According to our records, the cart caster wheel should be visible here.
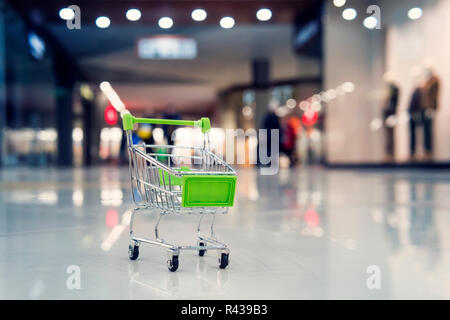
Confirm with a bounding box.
[167,255,179,272]
[198,242,206,256]
[219,253,229,269]
[128,244,139,260]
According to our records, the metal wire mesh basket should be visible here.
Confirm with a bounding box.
[129,144,236,214]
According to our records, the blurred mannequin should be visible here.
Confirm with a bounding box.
[421,65,440,160]
[408,67,424,161]
[382,72,399,161]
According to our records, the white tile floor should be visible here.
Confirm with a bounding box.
[1,166,450,299]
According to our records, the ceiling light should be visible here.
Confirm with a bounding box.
[99,81,126,112]
[408,7,423,20]
[256,8,272,21]
[333,0,346,7]
[220,17,235,29]
[320,91,330,103]
[370,118,383,131]
[326,89,337,100]
[342,8,357,21]
[99,81,111,91]
[363,16,378,29]
[96,16,111,28]
[191,9,207,22]
[311,102,322,112]
[59,8,75,20]
[299,101,310,111]
[342,82,355,93]
[126,9,141,21]
[242,105,253,119]
[158,17,173,29]
[286,99,296,109]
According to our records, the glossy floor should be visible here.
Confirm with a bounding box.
[1,166,450,299]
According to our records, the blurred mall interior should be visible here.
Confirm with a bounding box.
[1,0,450,299]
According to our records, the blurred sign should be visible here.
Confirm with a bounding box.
[302,110,318,127]
[294,21,319,48]
[104,105,118,126]
[28,32,46,60]
[293,5,322,58]
[137,36,197,60]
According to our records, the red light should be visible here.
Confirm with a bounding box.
[304,209,320,227]
[302,110,318,126]
[104,105,118,126]
[106,210,119,228]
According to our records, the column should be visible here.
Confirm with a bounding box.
[252,59,271,130]
[0,0,6,166]
[54,53,75,167]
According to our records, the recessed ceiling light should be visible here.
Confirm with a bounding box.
[191,9,207,22]
[286,99,296,109]
[256,8,272,21]
[158,17,173,29]
[408,7,423,20]
[59,8,75,20]
[342,82,355,93]
[220,16,235,29]
[96,16,111,28]
[363,16,378,29]
[342,8,357,21]
[126,9,141,21]
[333,0,346,8]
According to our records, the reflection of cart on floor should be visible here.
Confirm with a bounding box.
[122,113,237,272]
[127,258,230,299]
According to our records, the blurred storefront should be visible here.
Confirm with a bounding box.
[218,79,325,167]
[1,1,58,166]
[324,0,450,165]
[0,0,83,167]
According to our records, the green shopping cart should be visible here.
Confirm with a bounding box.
[122,112,237,271]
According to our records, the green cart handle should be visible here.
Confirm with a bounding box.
[122,113,211,133]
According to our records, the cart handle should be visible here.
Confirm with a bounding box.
[122,113,211,133]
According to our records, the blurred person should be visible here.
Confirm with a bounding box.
[162,104,181,146]
[161,105,181,166]
[382,72,400,162]
[281,116,301,167]
[258,101,282,166]
[119,127,142,165]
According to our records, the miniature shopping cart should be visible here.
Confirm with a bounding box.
[122,112,236,271]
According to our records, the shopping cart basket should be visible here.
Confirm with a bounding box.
[122,112,237,271]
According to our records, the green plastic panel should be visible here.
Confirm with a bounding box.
[159,166,190,186]
[181,175,237,207]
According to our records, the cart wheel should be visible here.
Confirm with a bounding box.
[219,253,229,269]
[167,255,179,272]
[128,244,139,260]
[198,242,206,256]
